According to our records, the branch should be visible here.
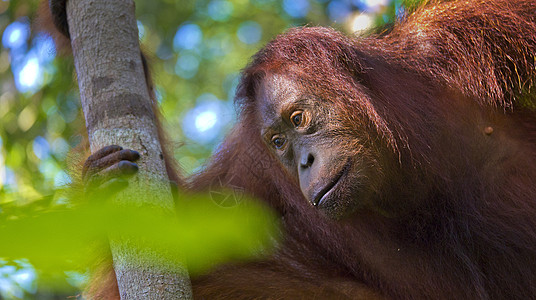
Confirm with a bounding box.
[65,0,192,298]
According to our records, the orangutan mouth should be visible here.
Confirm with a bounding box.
[313,161,351,207]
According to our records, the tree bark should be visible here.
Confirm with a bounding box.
[66,0,192,298]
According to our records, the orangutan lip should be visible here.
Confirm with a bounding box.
[312,161,351,207]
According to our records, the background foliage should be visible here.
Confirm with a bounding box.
[0,0,411,298]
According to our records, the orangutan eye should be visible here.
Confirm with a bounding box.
[271,135,287,150]
[290,111,304,127]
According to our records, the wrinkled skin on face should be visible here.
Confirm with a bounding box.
[256,73,387,219]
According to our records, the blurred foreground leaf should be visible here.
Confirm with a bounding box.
[0,190,280,290]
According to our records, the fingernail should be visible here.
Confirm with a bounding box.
[119,161,138,174]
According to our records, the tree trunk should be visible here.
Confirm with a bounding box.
[66,0,192,298]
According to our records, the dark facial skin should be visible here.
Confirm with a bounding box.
[257,74,382,219]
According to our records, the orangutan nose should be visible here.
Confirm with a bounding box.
[300,153,315,170]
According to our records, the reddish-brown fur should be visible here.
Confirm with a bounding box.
[44,0,536,299]
[192,1,536,298]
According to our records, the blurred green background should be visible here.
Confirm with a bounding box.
[0,0,411,298]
